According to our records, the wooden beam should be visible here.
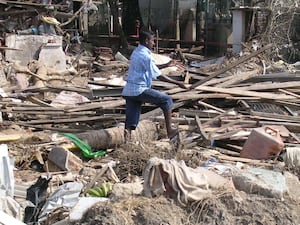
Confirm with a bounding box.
[250,111,300,123]
[215,154,279,166]
[195,85,295,100]
[171,92,231,100]
[197,101,225,113]
[278,89,300,98]
[19,115,124,125]
[195,115,210,141]
[66,99,125,112]
[236,81,300,91]
[216,69,260,88]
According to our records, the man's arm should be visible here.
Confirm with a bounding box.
[158,74,189,89]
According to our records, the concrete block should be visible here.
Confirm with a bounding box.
[5,34,62,66]
[232,167,287,199]
[38,42,67,71]
[47,146,83,172]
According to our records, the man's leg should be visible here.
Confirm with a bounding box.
[137,89,177,139]
[163,109,178,139]
[124,97,142,142]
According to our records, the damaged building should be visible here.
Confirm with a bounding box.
[0,0,299,60]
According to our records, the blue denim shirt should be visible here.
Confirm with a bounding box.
[122,44,161,96]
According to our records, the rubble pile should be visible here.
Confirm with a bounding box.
[0,1,300,225]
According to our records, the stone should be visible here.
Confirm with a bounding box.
[110,182,143,201]
[232,167,288,199]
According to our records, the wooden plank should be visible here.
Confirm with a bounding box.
[190,44,272,89]
[0,101,42,107]
[16,123,85,133]
[171,92,231,100]
[179,108,220,118]
[19,115,124,125]
[195,85,295,100]
[184,71,191,84]
[164,87,187,95]
[5,0,61,7]
[278,89,300,98]
[12,107,64,111]
[243,72,300,83]
[187,69,211,77]
[99,99,126,109]
[250,111,300,122]
[225,96,261,100]
[7,110,96,116]
[27,96,55,108]
[203,75,232,86]
[154,115,300,132]
[182,52,205,61]
[202,109,235,126]
[216,69,260,88]
[197,101,225,113]
[215,154,278,166]
[236,81,300,91]
[215,147,240,157]
[46,85,91,94]
[92,87,122,97]
[209,119,245,136]
[152,80,177,89]
[88,80,124,88]
[211,130,242,140]
[154,116,205,124]
[0,134,21,142]
[195,115,210,140]
[66,99,125,112]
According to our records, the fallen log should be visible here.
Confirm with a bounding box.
[76,120,159,149]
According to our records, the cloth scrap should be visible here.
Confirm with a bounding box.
[143,157,232,205]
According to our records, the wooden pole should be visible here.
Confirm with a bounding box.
[175,0,180,49]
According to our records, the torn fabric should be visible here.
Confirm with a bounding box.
[143,157,232,205]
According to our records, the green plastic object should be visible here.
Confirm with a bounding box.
[60,133,106,158]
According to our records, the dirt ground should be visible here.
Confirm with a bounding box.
[72,193,300,225]
[12,137,300,225]
[76,142,300,225]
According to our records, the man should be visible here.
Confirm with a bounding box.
[122,30,188,142]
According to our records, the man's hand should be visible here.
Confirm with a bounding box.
[177,82,190,90]
[158,74,191,90]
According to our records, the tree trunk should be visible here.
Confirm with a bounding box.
[77,120,159,149]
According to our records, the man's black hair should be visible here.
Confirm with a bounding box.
[139,29,153,44]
